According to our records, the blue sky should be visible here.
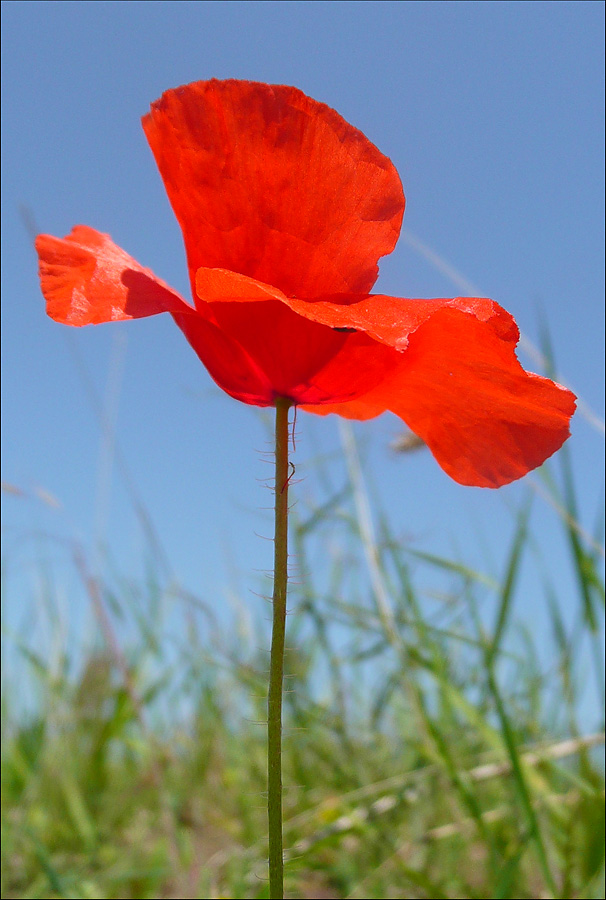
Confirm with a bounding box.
[2,1,604,692]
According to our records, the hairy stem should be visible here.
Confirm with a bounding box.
[268,397,292,899]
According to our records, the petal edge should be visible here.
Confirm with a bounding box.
[303,302,576,487]
[36,226,193,325]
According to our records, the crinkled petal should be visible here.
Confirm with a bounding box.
[36,225,193,325]
[282,292,518,349]
[192,269,520,415]
[301,301,576,488]
[143,80,404,300]
[194,267,516,352]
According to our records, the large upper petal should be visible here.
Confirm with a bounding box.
[36,226,194,324]
[142,80,405,300]
[295,295,576,488]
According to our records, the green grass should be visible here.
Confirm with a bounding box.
[2,433,604,899]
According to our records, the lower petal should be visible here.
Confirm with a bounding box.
[176,301,397,407]
[193,267,403,405]
[172,310,275,405]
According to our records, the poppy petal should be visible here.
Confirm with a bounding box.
[282,292,516,349]
[196,266,288,304]
[143,80,404,300]
[302,301,576,488]
[36,225,193,325]
[193,266,398,405]
[194,267,515,353]
[172,310,275,406]
[174,306,396,408]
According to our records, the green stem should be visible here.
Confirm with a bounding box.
[268,397,292,899]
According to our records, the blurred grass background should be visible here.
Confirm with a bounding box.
[2,413,604,899]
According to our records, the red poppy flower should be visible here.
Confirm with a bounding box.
[36,79,575,488]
